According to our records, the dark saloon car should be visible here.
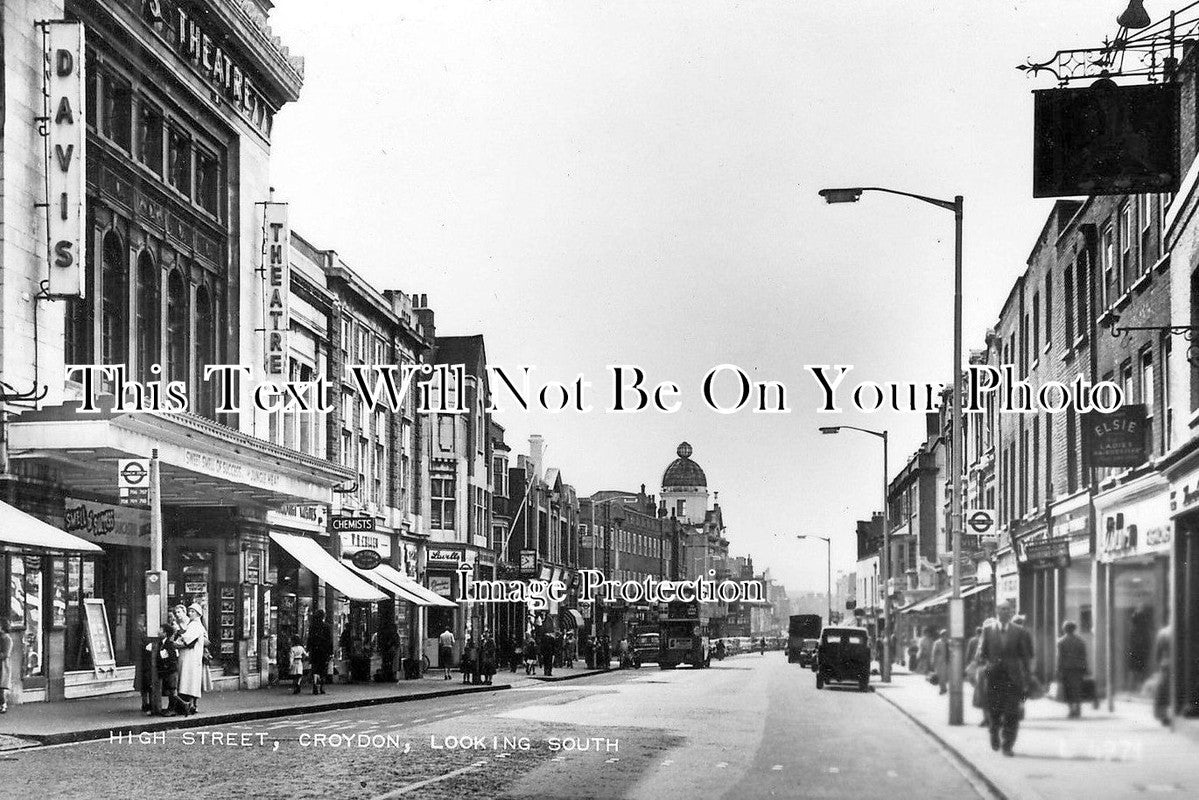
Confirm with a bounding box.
[814,626,871,692]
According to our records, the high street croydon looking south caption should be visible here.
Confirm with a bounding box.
[3,1,1199,799]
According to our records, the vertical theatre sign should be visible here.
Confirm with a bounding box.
[43,21,86,296]
[261,203,289,376]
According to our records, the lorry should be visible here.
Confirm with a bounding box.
[787,614,823,663]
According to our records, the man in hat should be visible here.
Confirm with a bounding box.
[978,601,1034,756]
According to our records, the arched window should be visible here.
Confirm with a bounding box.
[135,251,159,383]
[195,286,215,417]
[101,231,128,367]
[166,269,188,385]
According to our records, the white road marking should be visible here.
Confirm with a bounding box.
[494,753,511,759]
[771,765,783,771]
[552,755,566,762]
[605,757,620,764]
[887,770,898,778]
[716,762,728,769]
[369,760,488,799]
[828,767,840,774]
[411,718,427,724]
[661,760,674,766]
[386,723,406,729]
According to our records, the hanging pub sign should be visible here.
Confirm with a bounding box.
[43,21,86,297]
[1033,81,1179,198]
[261,202,290,376]
[1083,404,1147,468]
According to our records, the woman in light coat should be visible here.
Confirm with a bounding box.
[177,603,207,715]
[931,629,950,695]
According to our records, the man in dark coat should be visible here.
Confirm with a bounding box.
[306,610,334,695]
[540,629,558,676]
[1056,620,1088,718]
[978,601,1034,756]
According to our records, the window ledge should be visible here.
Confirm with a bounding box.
[1187,407,1199,430]
[1153,252,1171,276]
[1072,333,1087,351]
[1043,342,1053,355]
[1060,347,1076,364]
[1130,270,1152,294]
[1114,288,1134,313]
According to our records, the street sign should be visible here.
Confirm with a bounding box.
[519,549,537,576]
[966,509,997,537]
[118,458,150,506]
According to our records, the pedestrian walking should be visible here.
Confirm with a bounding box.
[906,635,918,669]
[480,630,497,685]
[979,601,1034,756]
[137,621,155,715]
[462,636,477,685]
[289,636,308,695]
[915,626,934,674]
[967,624,990,728]
[1,620,14,714]
[759,637,767,655]
[540,629,558,676]
[523,634,538,675]
[1153,622,1173,726]
[176,603,208,717]
[564,632,576,668]
[306,610,333,695]
[438,626,455,681]
[154,622,181,716]
[931,629,949,694]
[1055,620,1088,718]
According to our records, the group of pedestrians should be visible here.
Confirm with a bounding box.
[287,609,334,695]
[136,603,208,717]
[458,630,499,684]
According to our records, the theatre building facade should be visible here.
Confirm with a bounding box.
[0,0,367,703]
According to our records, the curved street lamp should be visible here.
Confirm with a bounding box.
[819,184,966,725]
[819,424,890,683]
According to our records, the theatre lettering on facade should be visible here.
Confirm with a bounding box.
[0,0,366,704]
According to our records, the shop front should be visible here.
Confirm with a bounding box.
[1095,475,1171,703]
[0,500,103,704]
[1167,454,1199,717]
[1016,496,1092,683]
[7,408,354,701]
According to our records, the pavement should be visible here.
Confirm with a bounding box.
[875,663,1198,800]
[0,652,984,799]
[0,664,608,747]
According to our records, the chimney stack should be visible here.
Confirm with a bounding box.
[528,434,544,482]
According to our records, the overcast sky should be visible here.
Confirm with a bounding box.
[267,1,1117,595]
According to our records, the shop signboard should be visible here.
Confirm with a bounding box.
[519,549,537,576]
[1098,491,1173,563]
[262,201,290,376]
[428,575,453,598]
[1025,539,1071,571]
[63,499,148,547]
[83,598,116,676]
[339,529,391,559]
[427,548,463,566]
[1082,405,1148,468]
[351,549,382,570]
[330,515,376,533]
[1033,83,1180,197]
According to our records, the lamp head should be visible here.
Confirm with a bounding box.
[1117,0,1151,30]
[819,188,864,204]
[819,426,841,435]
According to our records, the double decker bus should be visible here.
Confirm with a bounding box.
[657,599,713,669]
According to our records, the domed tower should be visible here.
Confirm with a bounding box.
[661,442,709,525]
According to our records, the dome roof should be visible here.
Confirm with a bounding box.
[663,441,707,488]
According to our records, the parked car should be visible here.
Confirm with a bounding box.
[814,626,871,692]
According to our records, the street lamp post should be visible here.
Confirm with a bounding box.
[796,535,832,626]
[819,424,890,682]
[588,496,634,656]
[819,185,965,725]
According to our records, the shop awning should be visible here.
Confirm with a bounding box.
[269,533,386,602]
[0,500,102,553]
[345,562,449,607]
[960,583,994,599]
[375,564,457,608]
[900,589,954,614]
[560,609,585,629]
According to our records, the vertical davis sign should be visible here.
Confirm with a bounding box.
[44,21,86,297]
[262,202,289,376]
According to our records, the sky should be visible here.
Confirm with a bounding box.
[266,0,1121,595]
